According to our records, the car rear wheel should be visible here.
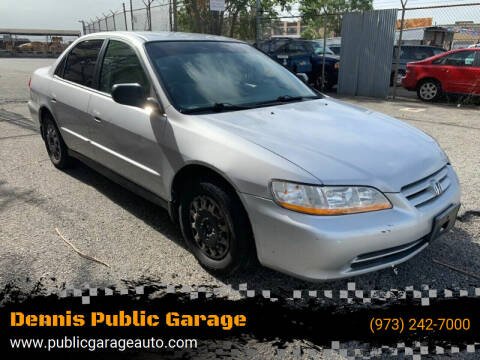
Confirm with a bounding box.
[43,115,72,169]
[417,79,442,102]
[178,178,254,276]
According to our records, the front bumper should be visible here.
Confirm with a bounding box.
[241,165,461,281]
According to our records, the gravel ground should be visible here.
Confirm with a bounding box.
[1,58,479,357]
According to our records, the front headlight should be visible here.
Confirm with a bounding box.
[271,181,392,215]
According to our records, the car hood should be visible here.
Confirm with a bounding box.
[313,54,340,62]
[198,98,447,192]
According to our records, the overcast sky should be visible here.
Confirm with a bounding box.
[0,0,478,32]
[0,0,150,31]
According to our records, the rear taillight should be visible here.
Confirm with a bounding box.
[28,77,31,88]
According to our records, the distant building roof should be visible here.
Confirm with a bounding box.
[395,26,453,41]
[0,28,81,36]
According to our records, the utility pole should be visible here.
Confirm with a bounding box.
[255,0,262,43]
[392,0,407,100]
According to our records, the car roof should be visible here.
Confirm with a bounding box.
[397,45,445,49]
[80,31,244,44]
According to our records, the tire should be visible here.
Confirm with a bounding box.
[417,79,442,102]
[390,70,405,87]
[43,115,72,169]
[178,177,254,276]
[315,74,333,92]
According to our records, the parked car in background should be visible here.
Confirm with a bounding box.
[328,44,341,55]
[391,45,446,86]
[28,32,460,281]
[255,38,312,75]
[402,48,480,101]
[256,38,340,91]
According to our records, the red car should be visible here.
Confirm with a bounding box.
[402,48,480,101]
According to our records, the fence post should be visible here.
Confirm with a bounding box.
[322,8,328,91]
[122,3,128,30]
[103,13,109,30]
[173,0,177,31]
[392,0,407,100]
[79,20,86,35]
[255,0,262,42]
[111,11,117,30]
[148,2,152,31]
[130,0,135,31]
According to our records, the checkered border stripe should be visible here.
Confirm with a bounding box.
[308,341,479,359]
[40,283,479,358]
[45,282,480,306]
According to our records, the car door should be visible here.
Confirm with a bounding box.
[270,39,289,67]
[87,39,168,198]
[431,50,478,93]
[50,39,104,159]
[473,51,480,94]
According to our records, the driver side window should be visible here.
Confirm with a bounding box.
[99,40,150,94]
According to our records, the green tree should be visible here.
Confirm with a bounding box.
[177,0,294,40]
[300,0,373,39]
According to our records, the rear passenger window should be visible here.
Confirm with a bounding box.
[63,39,104,87]
[99,40,149,94]
[54,55,67,77]
[434,51,476,66]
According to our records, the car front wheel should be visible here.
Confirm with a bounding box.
[178,178,253,276]
[417,79,442,102]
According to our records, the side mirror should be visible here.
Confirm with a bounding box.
[296,73,309,83]
[111,83,146,108]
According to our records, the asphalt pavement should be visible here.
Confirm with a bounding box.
[1,57,479,297]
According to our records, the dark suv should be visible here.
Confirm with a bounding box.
[256,38,340,91]
[391,45,446,85]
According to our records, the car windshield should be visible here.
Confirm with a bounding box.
[432,48,446,56]
[145,41,318,113]
[310,42,335,55]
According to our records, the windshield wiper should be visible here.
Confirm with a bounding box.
[250,94,321,107]
[181,102,252,114]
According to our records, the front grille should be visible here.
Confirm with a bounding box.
[349,237,428,271]
[401,165,450,208]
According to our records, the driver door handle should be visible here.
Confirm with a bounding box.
[92,110,102,123]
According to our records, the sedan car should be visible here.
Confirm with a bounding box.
[391,45,446,86]
[28,32,461,281]
[402,48,480,101]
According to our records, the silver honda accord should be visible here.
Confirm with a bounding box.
[28,32,461,281]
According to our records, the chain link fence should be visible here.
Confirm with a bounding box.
[82,1,262,41]
[80,1,480,100]
[260,2,480,97]
[83,1,171,34]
